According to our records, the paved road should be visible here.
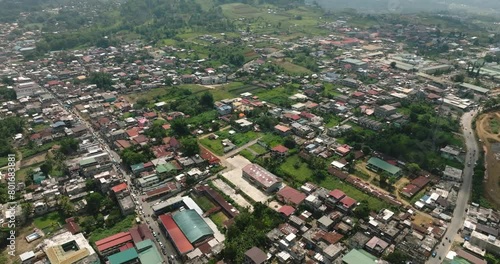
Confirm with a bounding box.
[44,88,178,263]
[427,108,480,263]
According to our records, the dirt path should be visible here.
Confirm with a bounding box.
[475,112,500,209]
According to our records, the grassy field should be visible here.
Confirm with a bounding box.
[20,141,58,158]
[278,155,389,211]
[33,211,65,231]
[17,162,44,182]
[192,195,216,212]
[249,143,267,155]
[260,133,284,148]
[0,157,8,168]
[490,118,500,134]
[210,211,229,228]
[200,138,224,156]
[200,130,262,156]
[89,215,136,243]
[239,149,256,161]
[274,60,311,75]
[280,155,314,182]
[319,176,388,212]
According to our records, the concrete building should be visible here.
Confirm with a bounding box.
[442,165,463,182]
[242,163,282,193]
[15,81,40,99]
[374,105,397,118]
[43,231,100,264]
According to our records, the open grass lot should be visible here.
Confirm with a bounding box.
[210,211,229,227]
[280,155,314,182]
[319,176,388,212]
[17,162,44,182]
[273,60,311,75]
[20,141,59,158]
[0,157,8,168]
[192,195,216,212]
[33,211,66,232]
[89,215,136,243]
[279,155,390,212]
[260,133,284,148]
[199,138,224,156]
[239,149,256,161]
[249,143,267,155]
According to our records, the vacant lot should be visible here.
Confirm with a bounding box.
[192,195,216,212]
[210,211,229,227]
[221,155,269,203]
[33,211,66,235]
[476,112,500,209]
[273,60,312,75]
[280,155,314,182]
[199,131,262,156]
[249,143,267,155]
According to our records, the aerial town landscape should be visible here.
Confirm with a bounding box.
[0,0,500,264]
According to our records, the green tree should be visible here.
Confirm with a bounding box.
[21,202,33,217]
[59,137,79,154]
[405,163,421,175]
[362,146,371,155]
[199,92,214,108]
[121,148,147,166]
[170,119,190,136]
[353,201,370,219]
[88,72,114,90]
[384,250,411,263]
[181,137,200,156]
[390,61,397,69]
[86,192,104,214]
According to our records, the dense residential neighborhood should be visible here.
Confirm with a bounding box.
[0,1,500,264]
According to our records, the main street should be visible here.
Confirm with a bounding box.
[44,87,178,262]
[427,108,480,263]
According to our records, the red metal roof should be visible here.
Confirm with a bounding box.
[278,205,296,217]
[340,196,357,209]
[277,186,306,206]
[159,214,194,254]
[111,183,127,193]
[119,242,134,252]
[95,232,132,252]
[272,145,289,153]
[328,189,346,200]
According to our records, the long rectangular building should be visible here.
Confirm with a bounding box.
[242,163,282,193]
[159,214,194,255]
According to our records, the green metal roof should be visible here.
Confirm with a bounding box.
[79,157,96,166]
[173,209,213,243]
[130,163,144,172]
[342,249,377,264]
[136,239,163,264]
[367,157,401,176]
[108,248,138,264]
[156,163,176,174]
[33,172,46,185]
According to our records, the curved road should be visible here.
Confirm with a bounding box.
[427,108,480,263]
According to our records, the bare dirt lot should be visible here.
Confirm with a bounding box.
[475,112,500,209]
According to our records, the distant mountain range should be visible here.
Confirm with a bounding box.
[311,0,500,15]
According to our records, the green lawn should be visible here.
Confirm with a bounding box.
[192,195,215,212]
[20,141,59,158]
[239,149,256,161]
[210,211,229,228]
[280,155,314,182]
[260,133,284,148]
[199,137,224,156]
[249,143,267,155]
[17,162,44,182]
[274,60,312,75]
[490,119,500,134]
[89,215,136,243]
[325,116,342,128]
[33,211,66,230]
[319,176,389,212]
[0,157,8,168]
[201,130,262,156]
